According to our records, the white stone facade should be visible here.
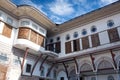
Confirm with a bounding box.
[0,0,120,80]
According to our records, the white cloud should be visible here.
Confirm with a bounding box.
[50,15,66,24]
[100,0,118,5]
[49,0,74,16]
[19,0,47,16]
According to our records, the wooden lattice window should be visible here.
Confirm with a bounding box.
[38,34,44,47]
[73,39,80,52]
[18,27,30,39]
[65,41,72,54]
[91,33,100,47]
[108,28,119,43]
[30,30,37,43]
[2,24,12,38]
[82,36,89,49]
[55,42,61,53]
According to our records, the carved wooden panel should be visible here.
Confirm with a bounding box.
[65,41,72,54]
[0,72,6,80]
[18,27,30,39]
[108,28,120,43]
[38,34,44,47]
[30,30,37,43]
[91,33,100,47]
[2,24,12,38]
[0,64,7,80]
[82,36,89,49]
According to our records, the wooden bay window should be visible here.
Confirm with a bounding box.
[30,30,37,43]
[18,27,30,39]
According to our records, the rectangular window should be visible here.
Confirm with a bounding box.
[39,28,45,34]
[46,44,54,52]
[91,33,100,47]
[32,24,38,30]
[21,21,30,26]
[82,36,89,49]
[55,42,61,53]
[26,64,31,73]
[60,77,64,80]
[2,24,12,38]
[65,41,72,54]
[7,17,13,25]
[30,30,37,43]
[108,28,119,43]
[73,39,80,52]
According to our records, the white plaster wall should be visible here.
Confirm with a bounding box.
[48,13,120,57]
[0,10,18,28]
[99,31,110,45]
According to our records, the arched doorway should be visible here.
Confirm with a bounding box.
[80,63,93,80]
[97,60,115,74]
[69,69,77,80]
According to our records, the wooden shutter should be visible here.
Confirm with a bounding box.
[65,41,72,54]
[82,36,89,49]
[0,64,7,80]
[108,28,119,43]
[30,30,37,43]
[55,42,61,53]
[18,27,30,39]
[91,33,100,47]
[2,24,12,38]
[73,39,80,51]
[38,34,44,47]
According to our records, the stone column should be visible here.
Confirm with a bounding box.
[94,71,98,80]
[116,70,120,80]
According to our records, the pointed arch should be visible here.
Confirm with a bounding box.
[95,56,115,71]
[79,60,93,72]
[115,54,120,69]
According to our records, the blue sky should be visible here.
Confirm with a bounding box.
[11,0,118,24]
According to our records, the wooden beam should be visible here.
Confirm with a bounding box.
[90,54,96,71]
[40,56,48,70]
[31,54,43,76]
[46,63,55,77]
[21,47,29,74]
[74,57,79,74]
[62,62,69,80]
[110,49,117,69]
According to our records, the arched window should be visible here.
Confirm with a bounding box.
[107,75,114,80]
[82,29,87,35]
[107,20,114,27]
[56,36,60,41]
[91,77,96,80]
[73,32,78,38]
[91,26,97,32]
[50,39,53,43]
[66,34,70,40]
